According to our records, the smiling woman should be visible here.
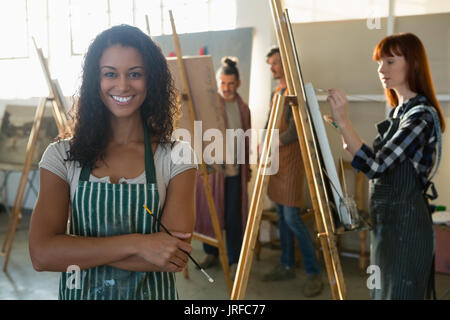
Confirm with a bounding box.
[68,25,179,168]
[99,45,148,119]
[28,25,198,300]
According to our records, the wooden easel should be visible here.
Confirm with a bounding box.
[168,11,233,294]
[1,38,70,272]
[231,0,347,300]
[145,14,151,36]
[31,38,70,135]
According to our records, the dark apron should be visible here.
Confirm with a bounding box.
[59,123,177,300]
[369,107,437,300]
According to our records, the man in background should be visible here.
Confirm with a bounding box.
[262,47,323,298]
[194,57,251,278]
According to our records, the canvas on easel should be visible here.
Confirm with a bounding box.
[32,37,70,134]
[167,55,227,173]
[0,104,58,169]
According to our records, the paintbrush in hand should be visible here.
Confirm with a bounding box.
[143,204,214,283]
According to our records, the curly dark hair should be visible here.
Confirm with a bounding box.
[67,24,177,167]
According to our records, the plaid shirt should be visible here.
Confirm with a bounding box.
[351,95,437,188]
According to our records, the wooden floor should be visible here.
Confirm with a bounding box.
[1,212,449,300]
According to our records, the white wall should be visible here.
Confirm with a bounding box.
[235,0,279,214]
[235,0,276,132]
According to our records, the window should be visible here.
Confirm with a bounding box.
[0,0,29,59]
[69,0,236,55]
[283,0,388,23]
[134,0,164,35]
[109,0,134,26]
[161,0,210,35]
[395,0,450,16]
[283,0,450,23]
[69,0,109,55]
[160,0,236,34]
[0,0,237,99]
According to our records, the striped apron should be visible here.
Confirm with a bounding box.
[369,105,440,300]
[59,124,177,300]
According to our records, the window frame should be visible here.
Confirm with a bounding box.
[0,0,30,60]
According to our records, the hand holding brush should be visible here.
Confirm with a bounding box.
[143,205,215,283]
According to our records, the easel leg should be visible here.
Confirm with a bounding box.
[198,166,233,294]
[316,220,344,299]
[3,205,22,271]
[231,94,285,300]
[2,98,48,272]
[1,204,15,254]
[2,173,27,255]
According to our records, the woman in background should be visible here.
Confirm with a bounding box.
[327,32,445,299]
[29,25,197,300]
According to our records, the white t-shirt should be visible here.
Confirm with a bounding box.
[39,139,198,211]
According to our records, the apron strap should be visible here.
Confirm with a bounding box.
[143,119,157,184]
[403,105,442,184]
[403,105,442,202]
[79,118,158,185]
[79,165,91,182]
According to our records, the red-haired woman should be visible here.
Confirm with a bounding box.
[327,33,445,299]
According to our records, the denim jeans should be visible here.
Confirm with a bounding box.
[203,174,242,265]
[275,203,321,275]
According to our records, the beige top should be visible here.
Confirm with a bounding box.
[39,139,197,211]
